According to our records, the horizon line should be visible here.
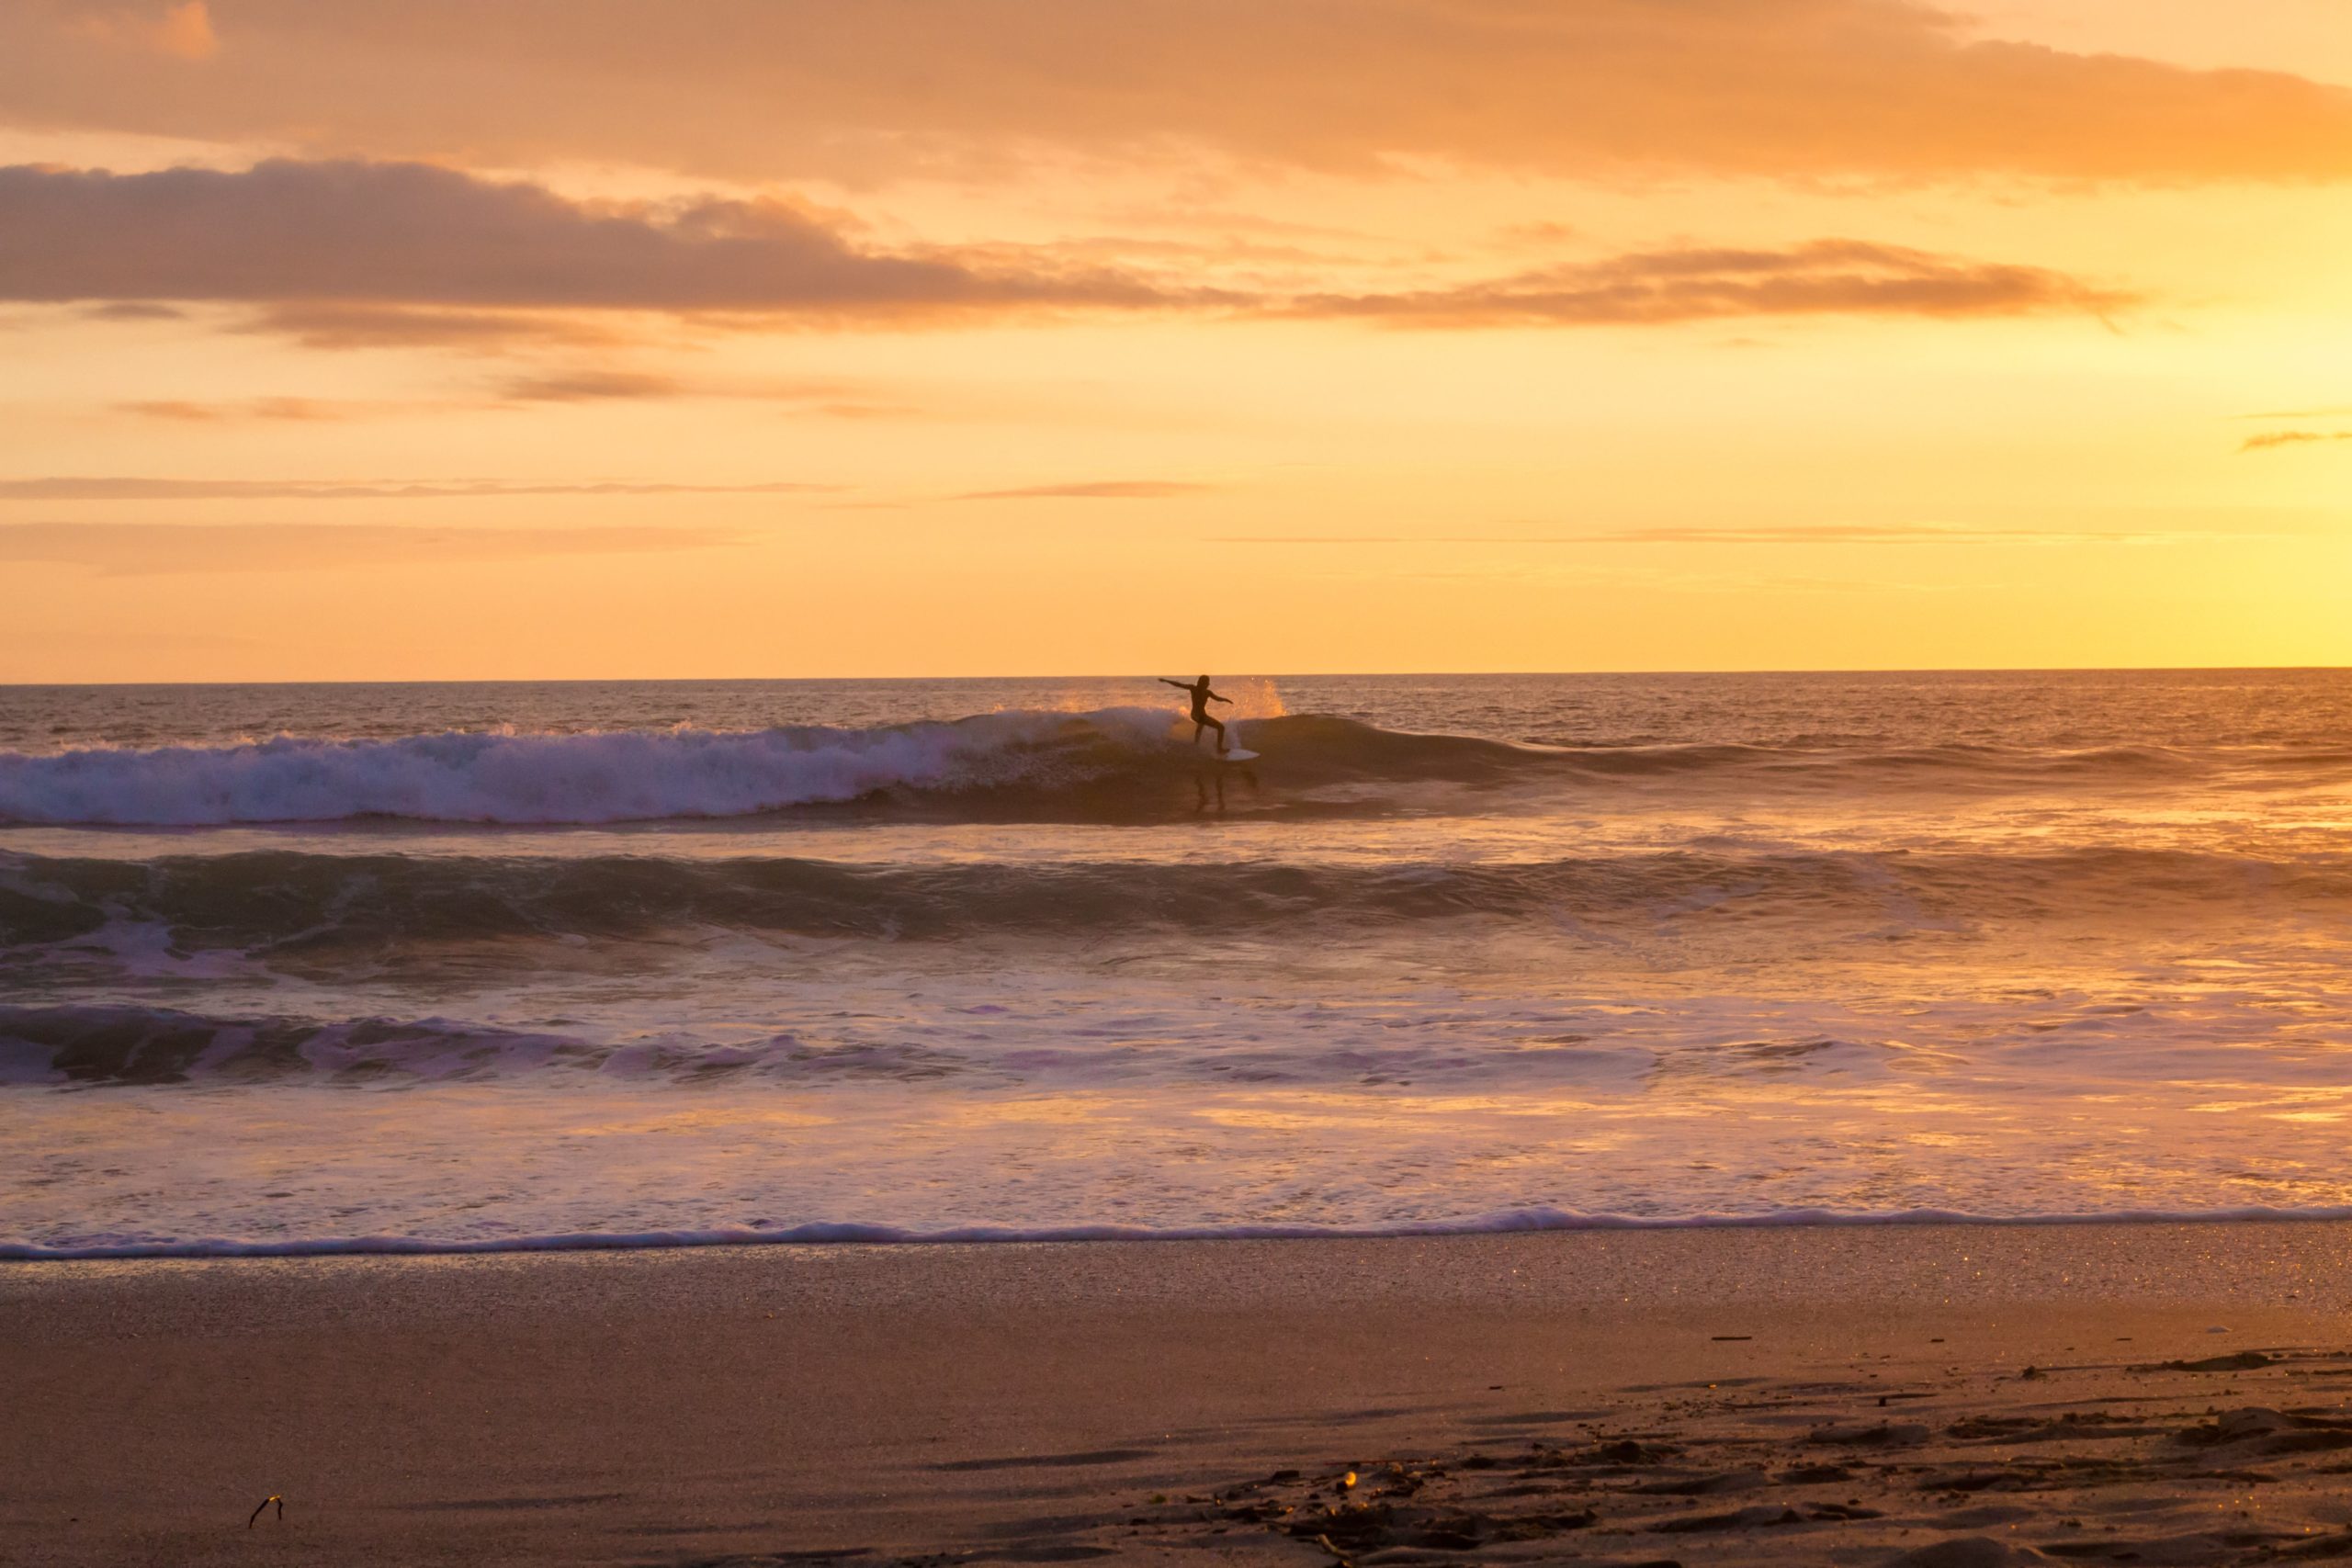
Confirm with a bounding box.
[5,662,2348,690]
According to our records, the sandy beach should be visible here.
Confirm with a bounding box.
[7,1221,2352,1566]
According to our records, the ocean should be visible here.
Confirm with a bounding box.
[4,670,2349,1258]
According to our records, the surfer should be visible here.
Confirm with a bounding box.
[1160,674,1233,752]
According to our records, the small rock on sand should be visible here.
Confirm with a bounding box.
[1808,1421,1931,1448]
[2157,1351,2271,1372]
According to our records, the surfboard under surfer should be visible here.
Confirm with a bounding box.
[1160,674,1233,752]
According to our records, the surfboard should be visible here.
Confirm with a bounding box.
[1177,711,1257,761]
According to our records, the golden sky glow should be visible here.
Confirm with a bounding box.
[3,0,2349,681]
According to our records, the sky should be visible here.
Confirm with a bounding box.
[3,0,2350,681]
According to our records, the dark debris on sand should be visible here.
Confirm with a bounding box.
[842,1346,2352,1568]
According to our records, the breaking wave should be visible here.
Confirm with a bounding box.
[5,709,2334,827]
[13,1205,2352,1262]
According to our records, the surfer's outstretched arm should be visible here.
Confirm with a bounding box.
[1208,691,1232,705]
[1158,679,1190,691]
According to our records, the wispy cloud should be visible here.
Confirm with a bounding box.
[0,522,742,576]
[115,397,376,423]
[81,300,187,321]
[2240,430,2352,453]
[1211,523,2245,547]
[478,369,893,414]
[235,302,628,352]
[954,480,1216,501]
[104,374,913,421]
[1582,524,2178,546]
[0,477,831,501]
[487,370,685,404]
[1285,242,2126,328]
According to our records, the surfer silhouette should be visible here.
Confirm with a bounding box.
[1160,675,1232,752]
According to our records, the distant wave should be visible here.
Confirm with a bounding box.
[5,844,2346,960]
[5,709,2332,827]
[0,1001,1028,1088]
[12,1204,2352,1261]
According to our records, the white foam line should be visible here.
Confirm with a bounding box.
[12,1203,2352,1261]
[0,708,1182,827]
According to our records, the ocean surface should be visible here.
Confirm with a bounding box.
[5,670,2351,1258]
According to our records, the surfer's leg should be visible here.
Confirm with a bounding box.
[1204,715,1227,751]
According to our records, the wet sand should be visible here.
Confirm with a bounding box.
[6,1223,2352,1565]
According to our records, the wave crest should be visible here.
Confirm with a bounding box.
[0,708,2339,827]
[6,845,2344,958]
[0,708,1190,826]
[14,1205,2352,1261]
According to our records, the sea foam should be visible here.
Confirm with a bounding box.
[13,1204,2352,1262]
[0,708,1186,826]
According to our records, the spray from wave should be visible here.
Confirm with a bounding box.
[0,707,1194,826]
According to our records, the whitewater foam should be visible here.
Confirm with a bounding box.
[10,707,2335,828]
[15,1204,2352,1262]
[0,708,1193,826]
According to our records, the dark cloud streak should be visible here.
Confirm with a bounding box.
[1286,242,2126,327]
[2240,430,2352,452]
[0,159,1189,318]
[116,397,359,422]
[954,481,1216,501]
[236,302,627,351]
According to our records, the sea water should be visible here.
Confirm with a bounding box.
[4,670,2350,1257]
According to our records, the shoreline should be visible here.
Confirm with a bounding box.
[9,1221,2352,1565]
[16,1203,2352,1261]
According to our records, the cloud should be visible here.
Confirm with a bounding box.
[1285,242,2125,327]
[953,480,1216,501]
[478,368,920,416]
[103,376,925,420]
[1586,524,2189,545]
[80,299,186,321]
[10,160,2118,338]
[7,2,2352,186]
[0,476,831,500]
[0,159,1187,320]
[234,303,628,352]
[487,370,684,403]
[2240,430,2352,452]
[0,522,741,575]
[1210,523,2242,547]
[116,396,361,421]
[66,1,216,61]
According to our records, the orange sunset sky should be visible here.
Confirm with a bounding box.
[3,0,2350,682]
